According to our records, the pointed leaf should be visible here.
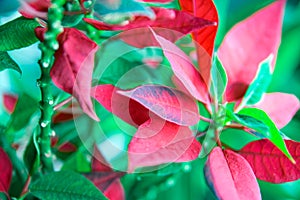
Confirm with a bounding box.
[151,29,209,103]
[128,115,201,172]
[205,147,261,200]
[30,171,108,200]
[35,27,99,121]
[179,0,219,84]
[238,108,294,163]
[0,147,12,195]
[239,139,300,183]
[0,17,39,51]
[240,55,273,106]
[218,0,285,102]
[210,54,227,102]
[119,85,200,126]
[85,7,214,48]
[255,93,300,129]
[91,84,150,127]
[2,93,18,114]
[0,51,21,75]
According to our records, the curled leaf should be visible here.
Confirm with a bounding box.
[35,27,99,121]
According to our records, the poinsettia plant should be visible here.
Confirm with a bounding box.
[0,0,300,199]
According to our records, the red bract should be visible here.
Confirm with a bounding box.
[179,0,219,84]
[0,147,12,197]
[218,0,285,102]
[85,146,125,200]
[128,115,201,172]
[255,93,300,129]
[19,0,51,19]
[205,147,261,200]
[151,29,209,104]
[84,7,215,48]
[2,93,18,114]
[35,27,99,121]
[239,139,300,183]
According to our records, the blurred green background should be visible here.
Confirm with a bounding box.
[1,0,300,199]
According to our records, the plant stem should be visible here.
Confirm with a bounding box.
[38,0,66,173]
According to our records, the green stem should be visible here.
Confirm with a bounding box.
[38,0,66,173]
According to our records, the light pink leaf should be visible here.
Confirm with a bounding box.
[2,93,18,114]
[0,147,12,196]
[218,0,286,102]
[179,0,219,84]
[35,27,99,121]
[84,7,214,48]
[91,84,150,127]
[239,139,300,183]
[150,30,209,104]
[128,115,201,172]
[118,85,200,126]
[255,93,300,129]
[205,147,261,200]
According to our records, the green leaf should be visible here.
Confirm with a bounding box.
[199,126,217,158]
[0,17,39,51]
[93,0,154,24]
[61,151,91,172]
[30,171,108,200]
[210,54,228,102]
[226,109,269,138]
[5,94,38,135]
[238,107,295,163]
[0,51,21,74]
[240,55,273,107]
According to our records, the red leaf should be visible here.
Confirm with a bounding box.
[255,93,300,129]
[35,27,99,121]
[2,93,18,114]
[205,147,261,200]
[19,0,50,19]
[218,0,286,102]
[239,139,300,183]
[119,85,200,126]
[86,146,125,200]
[128,115,201,172]
[179,0,219,84]
[91,84,150,127]
[151,30,209,104]
[53,103,83,123]
[0,147,12,196]
[84,7,214,48]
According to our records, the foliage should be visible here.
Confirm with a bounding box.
[0,0,300,199]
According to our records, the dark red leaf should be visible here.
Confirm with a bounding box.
[128,115,201,172]
[2,93,18,114]
[218,0,285,102]
[254,93,300,129]
[35,27,99,121]
[119,85,200,126]
[102,180,125,200]
[84,7,214,48]
[91,84,150,127]
[179,0,219,84]
[19,0,50,19]
[53,103,83,123]
[151,30,209,104]
[205,147,261,200]
[0,147,12,196]
[239,139,300,183]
